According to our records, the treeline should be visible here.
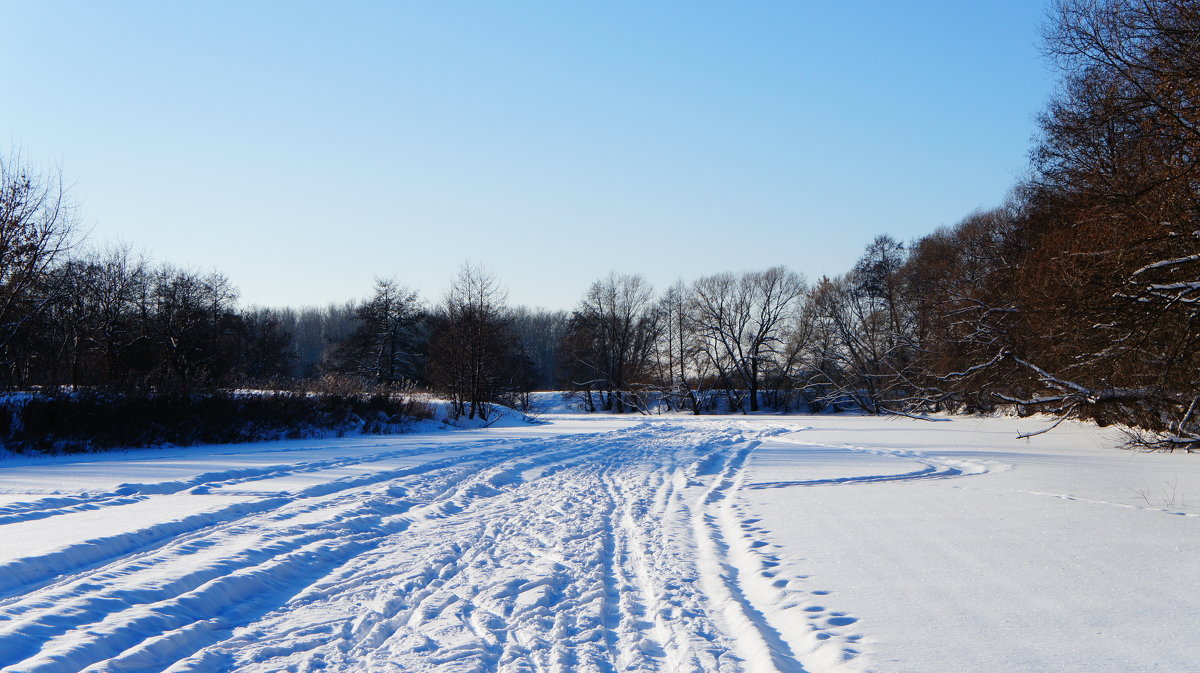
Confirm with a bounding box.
[918,0,1200,451]
[2,0,1196,451]
[0,220,560,424]
[1,154,564,448]
[557,0,1200,450]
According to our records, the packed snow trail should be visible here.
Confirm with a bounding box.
[5,412,1198,672]
[0,420,922,673]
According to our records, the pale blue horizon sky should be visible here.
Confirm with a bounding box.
[3,1,1055,310]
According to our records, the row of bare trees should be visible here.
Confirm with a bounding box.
[1,155,298,390]
[557,249,932,418]
[909,0,1200,449]
[558,0,1200,450]
[1,156,535,421]
[4,0,1194,446]
[11,243,294,390]
[560,267,815,415]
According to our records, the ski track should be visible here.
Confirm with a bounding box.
[747,437,998,490]
[0,420,986,673]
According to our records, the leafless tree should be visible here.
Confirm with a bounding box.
[328,278,422,387]
[650,280,710,413]
[562,272,658,413]
[981,0,1200,448]
[148,266,239,387]
[0,151,78,383]
[427,263,527,420]
[509,306,569,390]
[690,267,806,412]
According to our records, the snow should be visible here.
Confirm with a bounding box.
[0,412,1196,672]
[0,494,258,563]
[742,416,1200,673]
[526,391,586,414]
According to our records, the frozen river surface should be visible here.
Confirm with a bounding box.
[0,413,1196,672]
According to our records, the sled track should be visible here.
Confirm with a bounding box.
[0,421,876,673]
[748,438,998,490]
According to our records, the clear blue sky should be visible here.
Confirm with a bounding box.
[2,1,1054,310]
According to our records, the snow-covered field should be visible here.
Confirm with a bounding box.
[0,409,1197,672]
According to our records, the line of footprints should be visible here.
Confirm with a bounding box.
[738,514,864,663]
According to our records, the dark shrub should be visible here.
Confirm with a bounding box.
[0,389,435,453]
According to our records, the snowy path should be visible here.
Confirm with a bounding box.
[0,415,1197,672]
[0,421,871,673]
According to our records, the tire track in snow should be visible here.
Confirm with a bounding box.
[162,428,642,673]
[691,442,811,673]
[0,439,510,601]
[0,437,509,523]
[609,456,731,673]
[0,433,608,673]
[0,437,544,602]
[747,437,999,490]
[189,422,734,672]
[0,495,152,526]
[1,421,864,673]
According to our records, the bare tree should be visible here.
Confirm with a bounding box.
[899,207,1021,413]
[509,306,569,390]
[80,244,150,384]
[651,280,710,414]
[0,151,78,384]
[148,266,240,387]
[977,0,1200,448]
[562,272,658,413]
[328,278,422,387]
[690,267,806,412]
[427,264,527,420]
